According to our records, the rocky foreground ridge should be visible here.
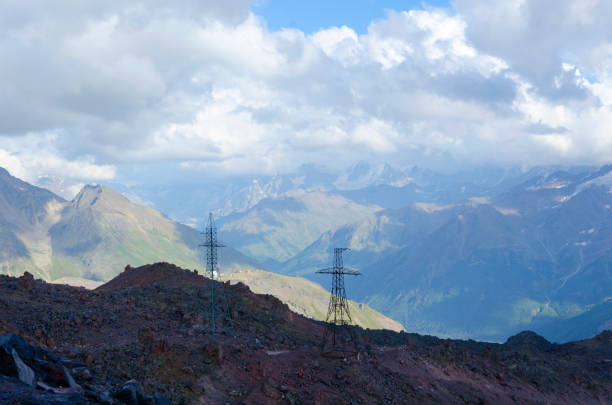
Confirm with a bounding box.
[1,263,611,404]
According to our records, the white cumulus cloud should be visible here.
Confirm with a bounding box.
[0,1,612,185]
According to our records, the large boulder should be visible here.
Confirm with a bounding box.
[0,334,36,386]
[0,334,172,404]
[0,334,35,365]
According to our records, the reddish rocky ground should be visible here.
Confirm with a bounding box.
[1,262,610,404]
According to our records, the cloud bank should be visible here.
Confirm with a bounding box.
[1,0,612,184]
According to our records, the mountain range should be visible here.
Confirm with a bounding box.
[4,161,611,342]
[276,165,612,341]
[0,167,400,331]
[218,190,379,267]
[124,161,609,343]
[0,167,258,282]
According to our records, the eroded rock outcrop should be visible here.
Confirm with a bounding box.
[0,333,171,404]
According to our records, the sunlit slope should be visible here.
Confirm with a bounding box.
[47,185,262,281]
[219,191,380,267]
[0,167,262,282]
[221,269,404,332]
[48,185,203,280]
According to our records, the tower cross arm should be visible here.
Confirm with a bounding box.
[199,241,226,247]
[315,267,361,275]
[315,267,335,274]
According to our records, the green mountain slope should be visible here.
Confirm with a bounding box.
[219,191,380,267]
[0,169,260,282]
[48,184,207,281]
[221,269,404,331]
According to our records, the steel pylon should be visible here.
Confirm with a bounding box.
[316,248,361,353]
[199,212,232,336]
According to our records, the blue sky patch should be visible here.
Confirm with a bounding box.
[251,0,451,34]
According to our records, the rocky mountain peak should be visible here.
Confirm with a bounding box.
[75,184,101,196]
[72,184,129,209]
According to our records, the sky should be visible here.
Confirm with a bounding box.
[253,0,451,34]
[1,0,612,196]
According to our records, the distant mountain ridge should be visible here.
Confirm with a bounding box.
[102,162,534,227]
[278,165,612,342]
[0,168,259,281]
[0,168,401,332]
[127,162,610,342]
[7,162,611,342]
[210,163,540,268]
[218,190,380,267]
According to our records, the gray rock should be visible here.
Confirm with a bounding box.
[11,348,35,386]
[0,342,36,386]
[114,379,144,405]
[0,334,35,365]
[0,344,18,377]
[72,366,93,381]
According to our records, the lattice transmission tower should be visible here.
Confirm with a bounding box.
[316,248,361,353]
[199,212,232,336]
